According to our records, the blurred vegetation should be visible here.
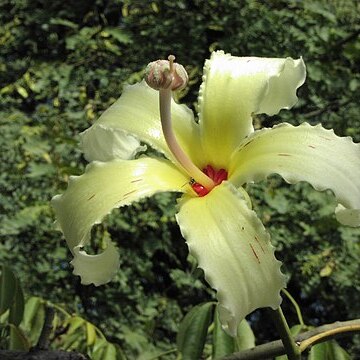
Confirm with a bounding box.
[0,0,359,358]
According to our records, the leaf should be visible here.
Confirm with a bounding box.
[99,342,116,360]
[9,282,25,326]
[0,265,17,315]
[89,338,126,360]
[235,319,256,351]
[62,331,83,351]
[49,18,78,29]
[9,324,30,350]
[304,2,337,23]
[319,261,335,277]
[16,85,29,98]
[92,338,127,360]
[0,205,49,236]
[86,321,97,346]
[26,163,56,178]
[102,28,133,44]
[212,305,235,358]
[66,316,86,334]
[308,340,351,360]
[21,297,45,344]
[177,302,214,360]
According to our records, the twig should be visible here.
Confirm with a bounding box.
[303,99,351,119]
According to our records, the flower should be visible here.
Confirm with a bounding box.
[52,51,360,336]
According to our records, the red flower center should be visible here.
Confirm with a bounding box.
[191,165,228,197]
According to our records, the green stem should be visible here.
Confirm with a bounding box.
[281,289,305,327]
[268,307,301,360]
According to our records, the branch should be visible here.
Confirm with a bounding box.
[303,99,352,119]
[0,350,88,360]
[35,306,55,350]
[0,306,89,359]
[221,319,360,360]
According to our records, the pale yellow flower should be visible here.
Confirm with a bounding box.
[52,51,360,336]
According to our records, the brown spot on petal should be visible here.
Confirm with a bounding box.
[249,243,261,264]
[254,235,265,253]
[308,145,316,149]
[87,194,95,201]
[123,189,137,199]
[242,140,254,149]
[278,153,291,157]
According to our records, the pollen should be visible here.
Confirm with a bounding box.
[191,165,228,197]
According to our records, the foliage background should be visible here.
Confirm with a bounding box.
[1,0,359,358]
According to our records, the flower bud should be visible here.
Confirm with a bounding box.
[145,56,188,91]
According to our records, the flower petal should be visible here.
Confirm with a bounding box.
[81,124,146,162]
[198,51,305,168]
[230,123,360,227]
[176,182,286,336]
[51,157,189,285]
[80,81,201,164]
[71,239,119,286]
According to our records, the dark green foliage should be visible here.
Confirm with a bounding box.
[1,0,359,357]
[176,302,214,359]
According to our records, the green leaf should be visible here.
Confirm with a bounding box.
[212,305,235,358]
[102,28,133,44]
[304,2,337,22]
[86,321,97,346]
[9,282,25,326]
[0,205,49,236]
[66,316,86,334]
[9,324,30,350]
[177,302,214,360]
[21,297,45,344]
[100,343,116,360]
[92,338,127,360]
[308,340,351,360]
[235,319,256,351]
[49,18,78,29]
[0,265,17,315]
[26,163,56,178]
[16,85,29,98]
